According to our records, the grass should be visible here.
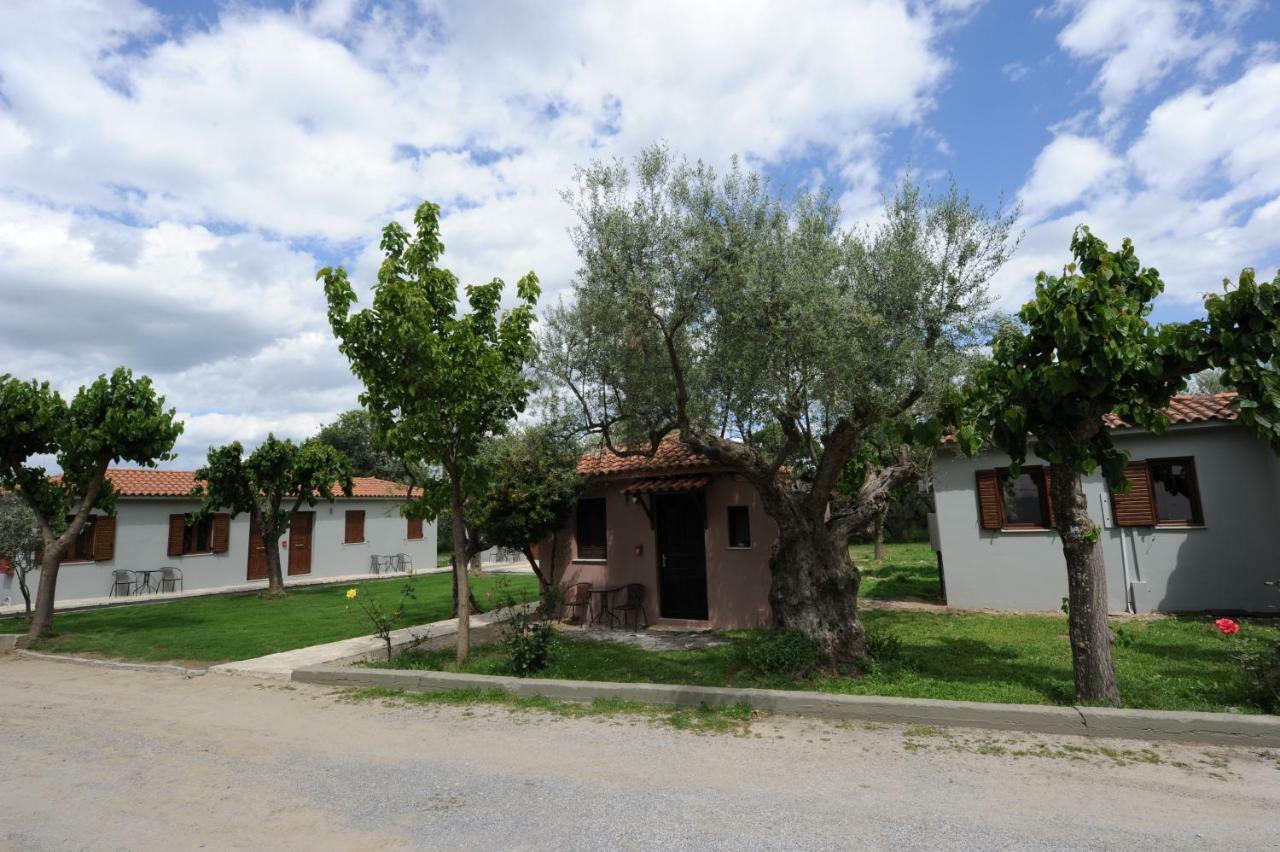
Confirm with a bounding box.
[0,572,538,664]
[850,541,942,602]
[381,610,1279,714]
[336,686,756,734]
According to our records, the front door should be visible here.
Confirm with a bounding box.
[655,493,708,620]
[287,512,314,575]
[246,515,268,580]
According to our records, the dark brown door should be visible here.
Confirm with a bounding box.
[287,512,314,576]
[246,515,268,580]
[655,493,708,620]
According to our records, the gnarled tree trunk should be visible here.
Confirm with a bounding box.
[1049,461,1120,707]
[768,515,866,666]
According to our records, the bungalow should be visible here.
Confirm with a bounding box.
[932,393,1280,614]
[0,469,437,607]
[544,438,778,629]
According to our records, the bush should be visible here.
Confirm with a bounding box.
[736,629,818,676]
[862,622,903,665]
[494,580,556,676]
[1236,641,1280,713]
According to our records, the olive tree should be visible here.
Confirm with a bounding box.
[0,493,40,619]
[0,369,183,639]
[943,228,1280,705]
[194,436,353,597]
[320,201,540,663]
[542,146,1013,665]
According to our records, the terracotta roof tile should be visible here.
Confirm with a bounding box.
[91,469,410,499]
[577,436,716,477]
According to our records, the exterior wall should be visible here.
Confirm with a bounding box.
[933,423,1280,613]
[0,498,437,606]
[548,473,778,629]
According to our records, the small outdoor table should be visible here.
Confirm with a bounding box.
[134,568,163,594]
[589,586,622,627]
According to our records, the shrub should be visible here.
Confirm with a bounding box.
[494,580,556,676]
[862,622,903,665]
[737,629,818,676]
[1237,641,1280,713]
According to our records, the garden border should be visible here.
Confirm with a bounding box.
[291,665,1280,748]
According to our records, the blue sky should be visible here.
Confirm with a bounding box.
[1,0,1278,465]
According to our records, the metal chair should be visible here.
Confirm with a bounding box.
[612,583,649,629]
[109,570,137,597]
[561,582,592,624]
[398,553,414,573]
[159,566,183,593]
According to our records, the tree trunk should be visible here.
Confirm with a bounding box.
[468,550,483,576]
[26,551,63,640]
[450,482,471,665]
[767,517,866,667]
[17,568,32,620]
[265,538,286,597]
[1049,462,1121,707]
[872,512,885,562]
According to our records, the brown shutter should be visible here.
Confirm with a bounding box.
[167,514,186,557]
[407,517,423,540]
[1111,461,1157,527]
[975,470,1003,530]
[345,510,365,544]
[92,516,116,561]
[211,514,230,553]
[1042,468,1057,527]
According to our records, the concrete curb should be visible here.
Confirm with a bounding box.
[0,633,30,652]
[15,649,206,678]
[292,666,1280,748]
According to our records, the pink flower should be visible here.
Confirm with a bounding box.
[1214,618,1239,635]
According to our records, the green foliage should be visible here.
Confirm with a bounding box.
[345,578,418,661]
[862,622,904,665]
[0,493,39,616]
[319,201,540,526]
[1236,640,1280,713]
[491,581,556,676]
[735,628,819,677]
[313,409,405,481]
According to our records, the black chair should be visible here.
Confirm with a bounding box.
[109,570,137,597]
[561,582,592,624]
[159,566,183,593]
[612,583,649,629]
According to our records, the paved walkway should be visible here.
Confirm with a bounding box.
[4,655,1278,851]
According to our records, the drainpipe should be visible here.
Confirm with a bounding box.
[1106,492,1136,614]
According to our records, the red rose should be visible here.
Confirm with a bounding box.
[1214,618,1239,635]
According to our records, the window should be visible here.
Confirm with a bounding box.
[168,514,228,557]
[407,517,424,540]
[727,505,751,548]
[345,510,366,544]
[63,516,98,562]
[1148,457,1203,525]
[997,468,1051,529]
[182,516,214,554]
[575,497,607,560]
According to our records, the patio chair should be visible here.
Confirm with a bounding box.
[108,570,137,598]
[398,553,414,573]
[561,582,592,625]
[612,583,649,629]
[159,566,183,593]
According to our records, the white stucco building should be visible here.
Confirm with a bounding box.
[0,468,437,606]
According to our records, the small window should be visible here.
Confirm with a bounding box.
[1148,457,1203,525]
[63,516,98,562]
[727,505,751,548]
[575,497,607,560]
[345,510,366,544]
[182,517,214,555]
[997,468,1051,529]
[406,517,424,540]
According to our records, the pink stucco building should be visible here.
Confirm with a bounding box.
[543,438,778,630]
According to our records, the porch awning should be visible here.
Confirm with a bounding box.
[620,475,710,495]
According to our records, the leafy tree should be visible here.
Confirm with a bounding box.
[541,146,1012,665]
[0,368,182,638]
[320,201,540,663]
[475,423,583,589]
[0,493,40,620]
[194,436,353,596]
[1186,367,1228,395]
[313,409,406,481]
[943,228,1280,706]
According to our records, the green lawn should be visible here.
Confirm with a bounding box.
[385,610,1279,714]
[0,572,538,665]
[851,542,941,602]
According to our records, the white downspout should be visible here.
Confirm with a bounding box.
[1106,492,1136,614]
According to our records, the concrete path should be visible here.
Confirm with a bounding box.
[4,655,1278,851]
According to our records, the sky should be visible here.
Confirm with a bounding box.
[1,0,1278,468]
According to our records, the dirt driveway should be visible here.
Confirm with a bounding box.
[2,655,1278,851]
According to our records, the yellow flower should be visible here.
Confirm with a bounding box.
[345,588,359,600]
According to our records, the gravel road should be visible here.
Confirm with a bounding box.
[2,655,1277,851]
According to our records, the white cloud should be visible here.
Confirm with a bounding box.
[1018,134,1124,220]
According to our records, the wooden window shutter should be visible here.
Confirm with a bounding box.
[92,516,116,561]
[167,514,187,557]
[1111,462,1157,527]
[407,517,423,540]
[1042,468,1057,527]
[975,470,1003,530]
[345,510,365,544]
[211,514,230,553]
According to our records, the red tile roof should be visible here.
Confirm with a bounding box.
[93,469,410,499]
[577,436,716,477]
[1103,392,1239,429]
